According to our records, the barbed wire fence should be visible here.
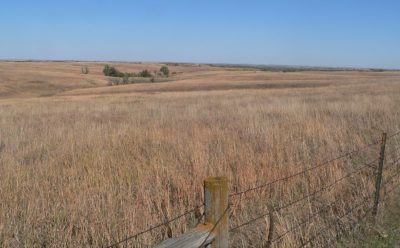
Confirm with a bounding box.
[103,131,400,247]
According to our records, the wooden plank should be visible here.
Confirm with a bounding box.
[155,225,215,248]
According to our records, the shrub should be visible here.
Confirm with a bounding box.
[81,66,89,74]
[125,72,136,77]
[123,75,130,84]
[108,78,122,86]
[160,66,170,77]
[138,69,152,78]
[103,65,124,77]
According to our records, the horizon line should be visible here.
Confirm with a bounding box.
[0,58,398,71]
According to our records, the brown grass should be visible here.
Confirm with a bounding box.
[0,62,217,98]
[0,62,400,247]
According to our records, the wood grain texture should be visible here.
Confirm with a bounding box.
[155,225,215,248]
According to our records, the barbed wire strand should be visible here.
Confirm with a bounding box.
[365,149,400,172]
[387,130,400,140]
[324,205,374,247]
[229,160,373,232]
[383,153,400,169]
[386,143,400,155]
[383,168,400,188]
[294,161,400,247]
[103,130,400,248]
[198,204,230,248]
[103,205,203,248]
[382,155,400,173]
[325,181,400,247]
[298,194,373,248]
[229,140,380,198]
[324,172,400,247]
[271,199,335,243]
[239,146,398,238]
[385,180,400,196]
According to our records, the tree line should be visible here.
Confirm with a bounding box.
[103,65,169,78]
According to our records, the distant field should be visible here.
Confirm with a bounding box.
[1,61,399,98]
[0,62,400,247]
[0,61,219,98]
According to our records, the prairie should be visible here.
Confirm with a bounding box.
[0,62,400,247]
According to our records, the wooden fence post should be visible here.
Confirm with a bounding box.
[204,177,229,248]
[372,132,387,217]
[156,177,229,248]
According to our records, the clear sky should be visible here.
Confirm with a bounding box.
[1,0,399,68]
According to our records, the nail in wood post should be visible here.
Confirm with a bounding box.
[204,177,229,248]
[372,132,387,217]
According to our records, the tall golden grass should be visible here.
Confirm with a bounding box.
[0,70,400,247]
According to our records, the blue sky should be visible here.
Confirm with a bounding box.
[1,0,399,68]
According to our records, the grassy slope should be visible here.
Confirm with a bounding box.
[1,62,400,247]
[0,62,218,98]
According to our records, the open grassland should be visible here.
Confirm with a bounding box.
[0,61,217,98]
[1,62,400,247]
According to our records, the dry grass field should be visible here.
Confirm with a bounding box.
[1,61,400,247]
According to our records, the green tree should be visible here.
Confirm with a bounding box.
[103,65,124,77]
[138,69,152,78]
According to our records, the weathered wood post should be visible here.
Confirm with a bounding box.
[204,177,229,248]
[155,177,229,247]
[372,132,387,217]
